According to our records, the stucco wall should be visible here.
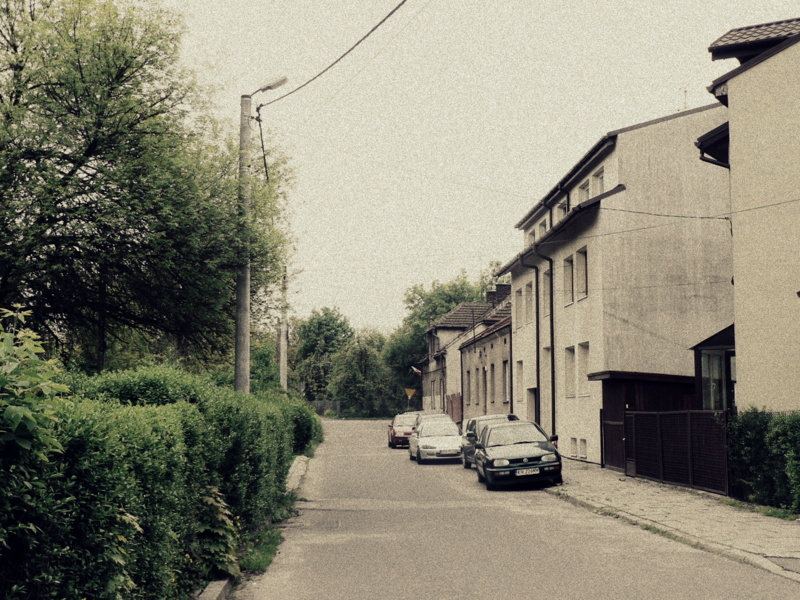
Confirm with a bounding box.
[726,42,800,411]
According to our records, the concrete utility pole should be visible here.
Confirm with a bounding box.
[234,77,287,394]
[279,265,288,390]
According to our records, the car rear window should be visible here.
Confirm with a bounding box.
[421,422,459,437]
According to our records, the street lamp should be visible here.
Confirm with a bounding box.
[234,76,287,394]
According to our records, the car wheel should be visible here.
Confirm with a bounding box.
[462,451,471,469]
[388,439,394,448]
[553,474,563,485]
[476,464,485,483]
[484,473,496,491]
[416,450,425,464]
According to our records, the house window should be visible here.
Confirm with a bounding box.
[593,167,605,195]
[525,282,533,323]
[490,364,496,403]
[564,346,576,398]
[516,360,524,407]
[475,368,480,406]
[527,229,535,247]
[482,368,488,409]
[578,180,590,202]
[502,360,509,403]
[542,269,551,316]
[579,439,587,459]
[558,196,570,219]
[563,256,574,305]
[515,288,523,327]
[539,218,548,238]
[465,370,471,405]
[576,246,588,298]
[570,437,578,458]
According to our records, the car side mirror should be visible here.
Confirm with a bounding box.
[550,434,559,443]
[466,432,476,440]
[474,443,484,450]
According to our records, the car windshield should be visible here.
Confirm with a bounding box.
[394,415,417,426]
[486,424,549,447]
[421,422,459,437]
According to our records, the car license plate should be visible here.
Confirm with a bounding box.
[440,450,459,456]
[516,467,540,476]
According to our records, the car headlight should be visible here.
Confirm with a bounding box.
[540,453,557,462]
[493,459,510,467]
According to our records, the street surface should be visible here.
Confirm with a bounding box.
[233,419,798,600]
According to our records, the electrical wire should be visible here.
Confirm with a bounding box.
[258,0,411,109]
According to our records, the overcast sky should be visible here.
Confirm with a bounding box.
[164,0,798,333]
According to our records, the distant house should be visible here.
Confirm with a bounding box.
[695,17,800,413]
[420,285,510,422]
[497,104,734,468]
[459,300,513,423]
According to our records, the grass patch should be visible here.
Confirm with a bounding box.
[719,497,799,520]
[238,527,283,573]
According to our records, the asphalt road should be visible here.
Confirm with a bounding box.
[233,419,798,600]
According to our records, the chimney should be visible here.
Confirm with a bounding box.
[487,284,511,306]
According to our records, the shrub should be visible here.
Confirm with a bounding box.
[728,407,800,512]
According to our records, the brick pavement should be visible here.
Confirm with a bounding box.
[547,458,800,584]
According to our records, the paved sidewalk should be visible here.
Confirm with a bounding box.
[548,459,800,584]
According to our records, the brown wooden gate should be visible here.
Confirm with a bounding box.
[624,410,728,494]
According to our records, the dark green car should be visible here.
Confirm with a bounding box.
[473,421,562,490]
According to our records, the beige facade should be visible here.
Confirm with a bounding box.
[499,104,734,464]
[459,314,513,423]
[704,35,800,412]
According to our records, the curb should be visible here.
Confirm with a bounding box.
[544,486,800,585]
[196,455,309,600]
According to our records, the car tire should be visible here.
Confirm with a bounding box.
[389,439,394,448]
[477,465,485,483]
[553,474,563,485]
[416,450,425,465]
[462,451,471,469]
[409,450,415,460]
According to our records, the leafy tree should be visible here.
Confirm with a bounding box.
[0,0,289,370]
[295,307,353,403]
[328,330,401,417]
[383,271,484,390]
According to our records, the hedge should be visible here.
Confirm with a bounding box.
[1,361,322,600]
[728,407,800,512]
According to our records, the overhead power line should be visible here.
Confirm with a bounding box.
[260,0,410,108]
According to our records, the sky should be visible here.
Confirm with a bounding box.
[163,0,799,333]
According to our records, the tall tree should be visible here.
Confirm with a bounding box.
[0,0,287,369]
[383,271,483,390]
[328,330,401,417]
[295,307,353,403]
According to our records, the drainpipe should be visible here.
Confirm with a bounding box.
[520,256,540,424]
[532,244,556,436]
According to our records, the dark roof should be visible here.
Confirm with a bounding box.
[459,316,511,350]
[690,324,735,350]
[428,302,493,331]
[709,17,800,62]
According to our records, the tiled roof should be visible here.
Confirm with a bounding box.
[430,302,493,330]
[709,17,800,51]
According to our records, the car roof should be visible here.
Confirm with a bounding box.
[481,420,545,436]
[473,414,517,422]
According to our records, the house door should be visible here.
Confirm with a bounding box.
[601,381,626,470]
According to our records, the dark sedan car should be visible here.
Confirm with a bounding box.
[473,421,561,490]
[460,413,519,469]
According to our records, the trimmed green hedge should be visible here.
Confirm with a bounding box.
[728,407,800,512]
[1,365,323,599]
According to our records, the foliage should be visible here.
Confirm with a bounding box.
[327,330,403,417]
[0,0,289,371]
[2,357,323,599]
[295,307,353,403]
[238,526,283,573]
[728,407,800,512]
[383,272,484,391]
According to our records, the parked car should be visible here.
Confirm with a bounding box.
[411,412,453,431]
[473,421,561,490]
[387,412,420,448]
[409,420,461,464]
[461,413,520,469]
